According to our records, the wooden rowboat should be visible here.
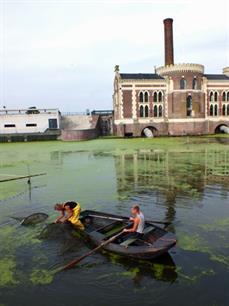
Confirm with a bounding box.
[80,210,177,260]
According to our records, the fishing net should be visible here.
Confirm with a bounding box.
[10,212,49,225]
[22,213,49,225]
[39,223,85,255]
[39,223,75,240]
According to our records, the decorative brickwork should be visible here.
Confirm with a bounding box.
[113,19,229,137]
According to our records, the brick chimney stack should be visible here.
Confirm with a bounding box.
[163,18,174,66]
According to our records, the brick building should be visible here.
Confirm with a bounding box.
[113,18,229,137]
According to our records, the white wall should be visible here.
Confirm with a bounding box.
[0,109,60,134]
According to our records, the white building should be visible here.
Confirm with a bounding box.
[0,108,60,141]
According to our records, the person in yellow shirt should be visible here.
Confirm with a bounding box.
[54,201,84,230]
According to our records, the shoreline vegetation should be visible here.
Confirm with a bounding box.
[0,135,229,160]
[0,134,229,145]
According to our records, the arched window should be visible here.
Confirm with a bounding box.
[154,105,158,117]
[222,92,226,102]
[140,105,144,117]
[180,78,187,90]
[139,92,144,103]
[222,104,226,116]
[214,92,218,102]
[153,92,158,102]
[159,105,163,117]
[214,104,218,116]
[227,104,229,115]
[192,78,198,90]
[187,95,192,117]
[158,91,163,102]
[227,92,229,102]
[210,104,213,116]
[210,92,214,102]
[144,92,149,103]
[145,105,149,117]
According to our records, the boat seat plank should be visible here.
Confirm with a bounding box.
[120,237,136,247]
[143,226,155,235]
[104,224,127,238]
[120,226,154,247]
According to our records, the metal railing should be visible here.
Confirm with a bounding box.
[61,111,88,116]
[0,108,59,115]
[91,110,113,116]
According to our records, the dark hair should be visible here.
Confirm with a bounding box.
[54,203,64,210]
[132,205,140,212]
[64,201,78,210]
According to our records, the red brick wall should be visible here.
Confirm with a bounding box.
[61,129,98,141]
[168,121,207,135]
[123,90,132,118]
[171,72,202,90]
[209,120,229,133]
[167,91,205,118]
[114,119,229,137]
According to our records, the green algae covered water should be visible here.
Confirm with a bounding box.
[0,137,229,306]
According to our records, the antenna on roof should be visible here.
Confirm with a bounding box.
[154,66,157,73]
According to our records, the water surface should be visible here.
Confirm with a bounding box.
[0,137,229,306]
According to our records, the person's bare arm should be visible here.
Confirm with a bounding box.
[61,211,73,223]
[123,217,140,233]
[54,210,65,223]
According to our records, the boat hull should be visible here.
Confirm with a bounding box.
[80,210,177,260]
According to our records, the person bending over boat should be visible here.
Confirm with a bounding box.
[54,201,84,230]
[122,205,145,239]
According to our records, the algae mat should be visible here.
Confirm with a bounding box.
[0,137,229,306]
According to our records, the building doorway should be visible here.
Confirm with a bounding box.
[49,118,58,129]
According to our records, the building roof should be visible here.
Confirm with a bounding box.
[204,74,229,80]
[119,73,229,81]
[120,73,164,80]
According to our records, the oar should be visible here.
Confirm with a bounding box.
[57,230,124,272]
[87,213,171,226]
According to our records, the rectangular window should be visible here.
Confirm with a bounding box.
[48,118,58,129]
[4,124,16,128]
[26,123,37,127]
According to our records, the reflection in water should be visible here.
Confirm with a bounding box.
[114,149,229,230]
[104,252,177,286]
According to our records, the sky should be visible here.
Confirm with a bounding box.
[0,0,228,112]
